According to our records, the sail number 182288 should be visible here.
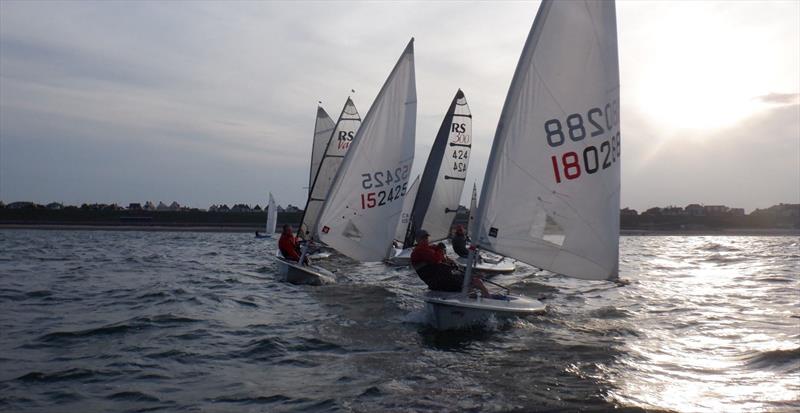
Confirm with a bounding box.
[544,102,621,183]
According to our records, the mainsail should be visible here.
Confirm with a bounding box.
[266,192,277,235]
[474,0,620,281]
[299,98,361,240]
[309,107,336,195]
[318,39,417,262]
[402,90,472,248]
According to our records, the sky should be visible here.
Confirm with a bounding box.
[0,0,798,213]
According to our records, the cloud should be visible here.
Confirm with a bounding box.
[0,1,797,212]
[755,93,800,105]
[622,103,800,212]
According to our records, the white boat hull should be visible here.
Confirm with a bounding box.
[308,251,332,260]
[385,247,412,266]
[455,255,516,274]
[424,291,545,330]
[277,258,335,286]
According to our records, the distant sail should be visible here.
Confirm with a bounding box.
[299,98,361,240]
[266,192,278,235]
[394,175,419,243]
[467,182,477,237]
[403,90,472,248]
[474,0,620,280]
[310,107,336,195]
[318,39,417,262]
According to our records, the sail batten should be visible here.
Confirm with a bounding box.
[474,0,620,281]
[318,39,417,262]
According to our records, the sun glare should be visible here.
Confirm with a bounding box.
[625,3,795,132]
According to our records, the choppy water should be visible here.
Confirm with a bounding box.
[0,230,798,412]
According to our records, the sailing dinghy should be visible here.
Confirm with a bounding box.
[276,101,360,283]
[255,192,278,238]
[317,39,417,262]
[386,90,474,265]
[426,0,621,329]
[298,98,362,244]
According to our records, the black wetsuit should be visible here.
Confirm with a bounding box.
[451,233,470,258]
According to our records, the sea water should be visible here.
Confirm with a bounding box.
[0,230,797,412]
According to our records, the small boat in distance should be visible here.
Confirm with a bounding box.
[426,0,621,329]
[255,192,277,238]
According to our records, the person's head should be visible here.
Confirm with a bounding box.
[455,225,465,236]
[282,224,292,235]
[416,229,430,244]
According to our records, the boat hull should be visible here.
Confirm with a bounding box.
[385,247,412,266]
[455,255,516,274]
[277,259,335,285]
[424,291,545,330]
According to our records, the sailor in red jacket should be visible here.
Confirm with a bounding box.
[410,229,489,295]
[278,224,303,262]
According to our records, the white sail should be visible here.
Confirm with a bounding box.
[403,90,472,247]
[310,107,336,194]
[474,0,620,281]
[467,182,477,237]
[299,98,362,240]
[266,192,278,235]
[394,175,419,242]
[318,39,417,262]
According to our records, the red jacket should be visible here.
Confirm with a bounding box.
[410,241,446,267]
[279,233,300,261]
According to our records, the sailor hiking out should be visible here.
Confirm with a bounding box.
[410,229,490,296]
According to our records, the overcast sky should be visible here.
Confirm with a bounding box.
[1,0,798,212]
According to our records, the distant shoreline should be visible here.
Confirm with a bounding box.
[1,223,797,236]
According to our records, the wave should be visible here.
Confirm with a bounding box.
[36,314,201,343]
[699,242,742,253]
[16,368,114,383]
[209,394,293,405]
[704,253,747,264]
[106,391,160,403]
[589,306,632,319]
[740,347,800,371]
